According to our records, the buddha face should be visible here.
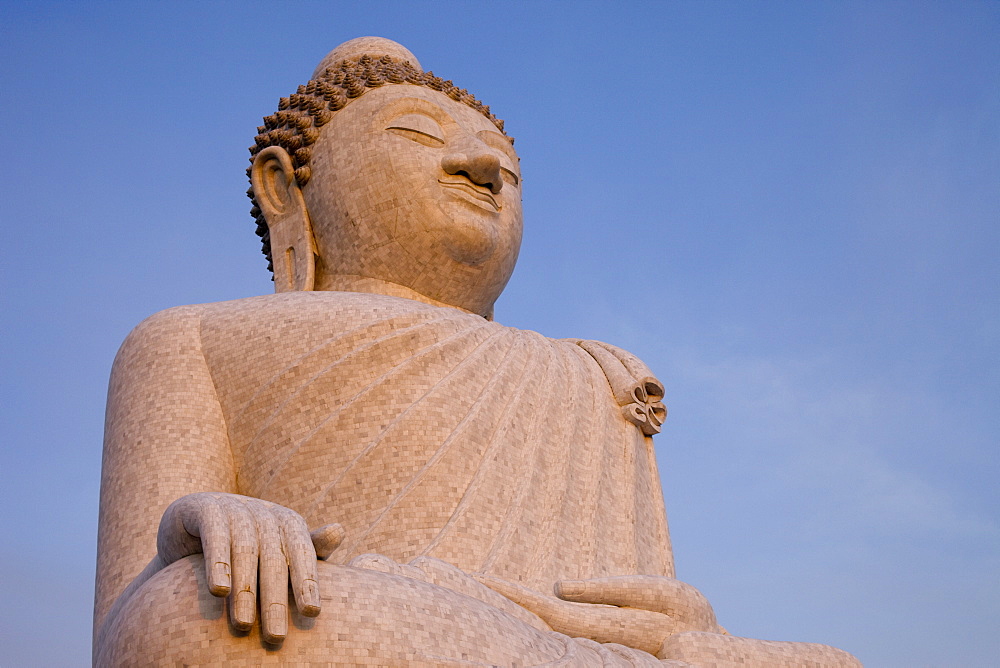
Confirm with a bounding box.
[304,84,523,316]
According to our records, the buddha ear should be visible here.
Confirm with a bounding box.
[250,146,317,292]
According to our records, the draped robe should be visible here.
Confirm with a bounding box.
[96,291,863,667]
[194,291,674,589]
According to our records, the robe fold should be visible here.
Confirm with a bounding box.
[196,291,674,589]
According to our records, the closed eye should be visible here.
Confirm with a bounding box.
[386,113,445,147]
[500,167,519,186]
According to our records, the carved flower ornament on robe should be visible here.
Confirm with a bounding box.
[620,378,667,436]
[572,340,667,436]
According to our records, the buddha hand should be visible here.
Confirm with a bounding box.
[156,492,344,643]
[474,574,720,657]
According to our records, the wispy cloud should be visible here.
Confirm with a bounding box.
[663,347,997,540]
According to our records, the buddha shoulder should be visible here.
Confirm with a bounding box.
[115,292,486,368]
[115,294,666,436]
[122,292,457,341]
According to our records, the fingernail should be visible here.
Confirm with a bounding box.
[300,579,320,617]
[211,562,231,594]
[557,580,584,597]
[266,603,287,641]
[233,590,255,629]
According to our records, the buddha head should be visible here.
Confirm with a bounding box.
[248,37,523,318]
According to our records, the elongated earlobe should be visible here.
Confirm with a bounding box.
[250,146,316,292]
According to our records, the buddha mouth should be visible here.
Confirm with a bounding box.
[438,178,500,212]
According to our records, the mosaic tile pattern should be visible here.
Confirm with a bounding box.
[94,37,861,666]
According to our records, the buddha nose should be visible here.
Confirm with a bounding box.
[442,144,503,195]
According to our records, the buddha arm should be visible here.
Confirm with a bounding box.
[94,306,237,639]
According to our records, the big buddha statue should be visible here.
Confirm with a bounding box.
[93,37,861,667]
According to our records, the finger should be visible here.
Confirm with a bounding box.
[248,502,287,644]
[222,497,257,631]
[181,496,231,597]
[555,576,717,632]
[474,574,670,655]
[310,523,345,560]
[472,575,568,619]
[277,508,321,617]
[555,575,656,605]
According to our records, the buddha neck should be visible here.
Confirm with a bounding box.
[313,273,491,319]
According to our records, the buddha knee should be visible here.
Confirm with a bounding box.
[95,555,225,666]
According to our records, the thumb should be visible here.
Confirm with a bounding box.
[310,523,345,560]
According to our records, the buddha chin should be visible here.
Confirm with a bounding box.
[435,199,500,266]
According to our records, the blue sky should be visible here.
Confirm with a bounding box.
[2,2,997,665]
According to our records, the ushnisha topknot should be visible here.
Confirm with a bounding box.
[247,37,511,274]
[310,36,424,79]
